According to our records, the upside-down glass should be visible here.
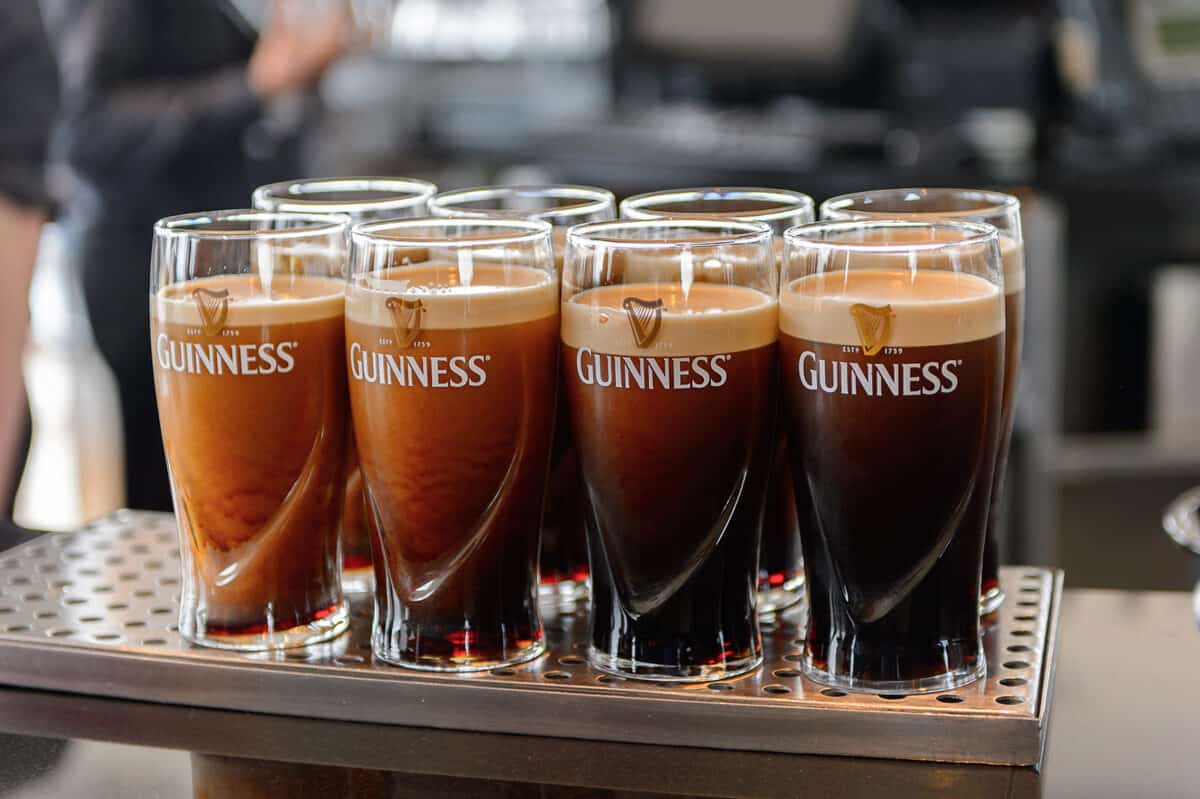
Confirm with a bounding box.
[781,219,1005,693]
[150,210,351,650]
[429,184,616,609]
[252,177,438,596]
[346,218,558,671]
[821,189,1023,616]
[621,187,814,616]
[563,218,778,681]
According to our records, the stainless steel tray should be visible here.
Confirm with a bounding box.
[0,511,1062,766]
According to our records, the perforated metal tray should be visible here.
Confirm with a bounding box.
[0,511,1061,766]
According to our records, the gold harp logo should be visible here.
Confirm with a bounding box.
[386,297,425,348]
[192,288,230,336]
[622,297,665,349]
[849,303,893,356]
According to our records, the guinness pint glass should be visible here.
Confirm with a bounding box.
[821,189,1023,615]
[781,220,1005,693]
[563,219,778,681]
[429,185,616,609]
[347,218,558,671]
[620,187,814,616]
[253,177,438,595]
[151,211,351,650]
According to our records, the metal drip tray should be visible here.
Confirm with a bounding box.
[0,511,1061,766]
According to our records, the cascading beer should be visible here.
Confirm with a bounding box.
[345,221,558,671]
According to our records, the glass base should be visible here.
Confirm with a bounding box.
[757,573,805,617]
[588,647,763,684]
[341,566,375,596]
[980,585,1005,616]
[180,600,350,652]
[803,648,986,695]
[372,636,547,673]
[538,578,589,612]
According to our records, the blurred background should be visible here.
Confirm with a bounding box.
[4,0,1200,592]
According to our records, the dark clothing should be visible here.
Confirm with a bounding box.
[42,0,308,510]
[0,1,58,212]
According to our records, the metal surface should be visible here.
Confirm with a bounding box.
[0,511,1062,766]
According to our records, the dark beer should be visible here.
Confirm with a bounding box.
[346,262,558,670]
[563,281,777,680]
[152,274,348,640]
[781,267,1003,690]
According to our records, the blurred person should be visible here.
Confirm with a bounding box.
[41,0,350,511]
[0,0,59,526]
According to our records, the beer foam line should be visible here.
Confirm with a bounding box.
[345,265,559,330]
[779,270,1004,347]
[154,275,345,327]
[562,283,778,356]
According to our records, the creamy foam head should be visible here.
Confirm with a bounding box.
[154,274,344,326]
[347,263,557,329]
[562,282,777,356]
[780,269,1003,346]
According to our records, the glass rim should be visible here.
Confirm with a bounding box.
[428,184,616,221]
[621,186,815,224]
[784,219,998,253]
[153,209,350,241]
[820,187,1020,221]
[568,218,773,251]
[351,216,554,248]
[252,176,437,215]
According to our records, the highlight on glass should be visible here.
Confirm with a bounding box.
[780,218,1005,694]
[820,188,1023,616]
[346,217,558,671]
[150,210,352,650]
[562,218,778,682]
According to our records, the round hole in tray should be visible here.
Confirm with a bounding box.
[63,597,86,606]
[878,693,907,701]
[999,677,1028,687]
[793,638,806,647]
[50,580,71,589]
[558,655,585,666]
[1019,587,1039,595]
[1017,600,1038,608]
[5,624,31,633]
[936,694,965,704]
[21,592,43,602]
[46,628,74,638]
[133,590,153,598]
[762,684,791,695]
[79,616,102,624]
[37,563,59,573]
[781,653,803,663]
[34,610,57,620]
[995,695,1025,706]
[1,559,17,569]
[1014,614,1036,622]
[773,668,803,679]
[596,675,624,684]
[107,602,128,611]
[166,624,179,633]
[333,655,365,666]
[105,556,124,566]
[93,586,113,594]
[543,670,571,681]
[159,577,178,587]
[1007,644,1033,654]
[707,682,735,692]
[131,544,150,555]
[64,551,84,561]
[9,576,29,586]
[93,633,121,642]
[491,668,517,677]
[1011,629,1034,638]
[142,638,167,646]
[124,620,146,629]
[77,569,98,577]
[145,561,163,571]
[820,688,847,698]
[284,652,310,661]
[1003,660,1031,670]
[149,607,172,615]
[155,532,173,543]
[0,606,12,615]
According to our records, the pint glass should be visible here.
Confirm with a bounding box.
[563,218,777,681]
[429,185,615,608]
[781,220,1004,693]
[620,187,814,616]
[150,211,351,650]
[346,218,558,671]
[821,189,1023,615]
[253,177,438,595]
